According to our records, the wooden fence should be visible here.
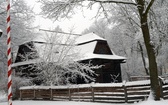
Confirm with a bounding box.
[19,80,168,103]
[160,79,168,99]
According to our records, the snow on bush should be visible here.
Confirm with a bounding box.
[0,91,7,102]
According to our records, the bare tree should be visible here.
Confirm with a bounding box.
[0,0,35,94]
[18,30,100,86]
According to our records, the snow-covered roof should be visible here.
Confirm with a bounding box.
[75,32,106,44]
[30,31,77,44]
[12,59,40,67]
[74,41,97,55]
[74,41,126,61]
[12,32,126,67]
[77,53,126,61]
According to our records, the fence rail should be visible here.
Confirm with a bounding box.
[19,79,168,103]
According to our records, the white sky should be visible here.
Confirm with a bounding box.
[25,0,99,34]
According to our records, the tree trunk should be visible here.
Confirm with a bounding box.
[141,16,160,100]
[137,0,160,100]
[137,41,149,75]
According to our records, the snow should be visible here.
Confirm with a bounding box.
[0,88,168,105]
[0,91,7,102]
[75,41,97,54]
[125,80,150,86]
[12,32,126,67]
[19,83,123,90]
[1,80,168,105]
[11,59,40,67]
[1,83,168,105]
[33,32,106,45]
[74,39,126,61]
[1,99,168,105]
[77,53,126,61]
[75,32,106,44]
[19,80,150,90]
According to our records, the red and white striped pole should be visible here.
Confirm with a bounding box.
[6,0,12,105]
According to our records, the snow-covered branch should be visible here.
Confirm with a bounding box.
[31,31,101,86]
[89,0,137,5]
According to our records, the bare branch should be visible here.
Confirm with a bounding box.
[144,0,155,15]
[99,3,109,20]
[89,0,137,6]
[39,29,82,36]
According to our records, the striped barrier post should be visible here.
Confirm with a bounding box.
[6,0,12,105]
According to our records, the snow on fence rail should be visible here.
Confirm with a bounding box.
[19,80,168,103]
[160,79,168,99]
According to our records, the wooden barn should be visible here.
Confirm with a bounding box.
[12,32,126,84]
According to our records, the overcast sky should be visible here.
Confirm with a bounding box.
[25,0,98,34]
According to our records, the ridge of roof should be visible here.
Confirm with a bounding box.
[75,32,106,45]
[21,32,106,45]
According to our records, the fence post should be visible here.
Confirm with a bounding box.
[122,81,128,103]
[78,85,80,101]
[33,89,36,99]
[69,87,71,101]
[20,90,22,100]
[50,88,53,100]
[91,86,94,102]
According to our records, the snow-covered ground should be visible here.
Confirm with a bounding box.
[0,92,168,105]
[0,99,168,105]
[1,88,168,105]
[0,91,7,102]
